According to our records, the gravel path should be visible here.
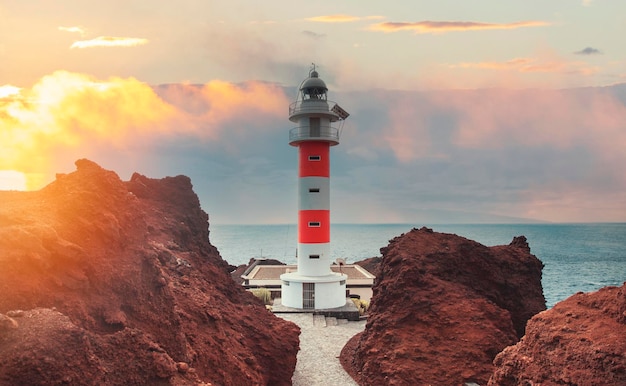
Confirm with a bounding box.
[276,313,366,386]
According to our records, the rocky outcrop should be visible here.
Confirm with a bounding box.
[489,283,626,386]
[341,227,545,386]
[0,159,299,385]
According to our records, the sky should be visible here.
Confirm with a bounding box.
[1,1,625,224]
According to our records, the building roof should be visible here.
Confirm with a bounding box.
[242,264,375,281]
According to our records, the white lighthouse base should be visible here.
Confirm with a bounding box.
[279,271,347,310]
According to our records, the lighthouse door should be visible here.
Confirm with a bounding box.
[303,283,315,309]
[310,118,320,137]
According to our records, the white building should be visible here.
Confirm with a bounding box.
[241,261,375,304]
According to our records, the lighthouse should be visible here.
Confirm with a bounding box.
[280,66,350,310]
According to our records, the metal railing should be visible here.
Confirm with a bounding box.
[289,126,340,143]
[289,100,339,117]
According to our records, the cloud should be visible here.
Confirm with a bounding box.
[0,71,176,183]
[449,57,598,75]
[336,84,626,222]
[302,30,326,39]
[202,24,318,85]
[58,26,85,35]
[369,20,549,34]
[70,36,148,49]
[155,81,288,133]
[0,71,288,189]
[451,58,534,70]
[305,15,383,23]
[0,85,21,99]
[3,70,625,222]
[574,47,602,55]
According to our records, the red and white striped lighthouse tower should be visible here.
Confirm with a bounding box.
[280,66,350,309]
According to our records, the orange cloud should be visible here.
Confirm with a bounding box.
[58,26,86,35]
[160,80,289,145]
[0,71,288,189]
[449,57,598,75]
[70,36,148,49]
[306,15,383,23]
[369,20,549,33]
[0,71,177,186]
[451,58,533,70]
[201,80,286,123]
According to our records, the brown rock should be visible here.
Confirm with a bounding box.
[0,314,18,332]
[489,283,626,386]
[0,308,184,384]
[342,226,545,386]
[0,159,300,385]
[176,361,190,373]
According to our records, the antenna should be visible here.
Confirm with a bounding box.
[332,104,349,139]
[331,104,349,120]
[335,258,347,275]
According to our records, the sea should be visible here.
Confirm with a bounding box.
[210,223,626,308]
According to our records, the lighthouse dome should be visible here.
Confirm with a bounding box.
[301,70,327,98]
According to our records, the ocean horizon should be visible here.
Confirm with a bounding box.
[210,222,626,308]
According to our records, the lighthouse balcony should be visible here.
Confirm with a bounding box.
[289,126,340,145]
[289,100,341,121]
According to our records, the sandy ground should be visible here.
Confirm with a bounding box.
[276,313,366,386]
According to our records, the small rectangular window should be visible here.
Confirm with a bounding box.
[309,188,320,193]
[308,155,321,161]
[309,254,320,259]
[340,280,346,286]
[308,221,321,227]
[282,280,290,286]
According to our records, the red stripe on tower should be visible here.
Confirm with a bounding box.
[298,210,330,243]
[299,142,330,177]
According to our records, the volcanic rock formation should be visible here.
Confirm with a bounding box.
[0,159,299,385]
[341,226,545,386]
[489,283,626,385]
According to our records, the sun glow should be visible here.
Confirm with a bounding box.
[0,85,21,99]
[0,70,289,191]
[0,171,27,191]
[0,71,179,189]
